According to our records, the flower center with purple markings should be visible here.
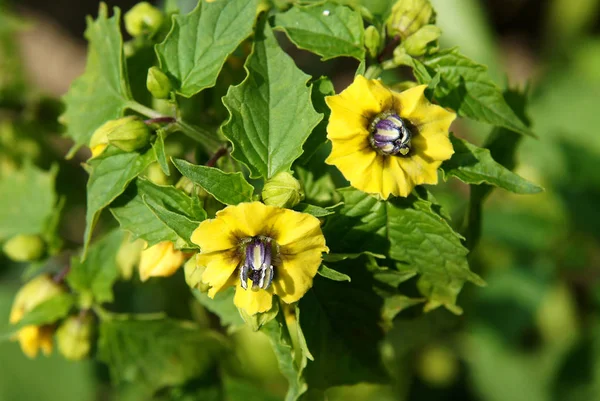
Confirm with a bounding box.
[239,237,275,291]
[369,112,412,156]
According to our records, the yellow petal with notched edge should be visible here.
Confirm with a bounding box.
[197,250,240,298]
[391,84,428,117]
[233,284,274,315]
[398,154,440,186]
[273,249,324,303]
[272,207,326,247]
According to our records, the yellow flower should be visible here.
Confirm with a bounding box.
[190,202,328,315]
[138,241,186,281]
[325,75,456,199]
[9,274,63,358]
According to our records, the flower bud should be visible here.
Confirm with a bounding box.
[401,25,441,57]
[124,2,164,38]
[9,274,64,358]
[139,241,186,282]
[10,274,64,324]
[365,26,382,59]
[184,256,210,292]
[107,116,151,152]
[146,162,170,185]
[261,172,303,208]
[146,67,172,99]
[3,234,45,262]
[56,315,93,361]
[116,235,144,280]
[89,118,131,157]
[386,0,435,39]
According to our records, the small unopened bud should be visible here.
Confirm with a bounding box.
[401,25,441,57]
[56,314,94,361]
[124,2,164,37]
[3,234,45,262]
[386,0,435,39]
[262,172,303,208]
[107,116,151,152]
[10,274,64,324]
[365,26,382,59]
[139,241,186,282]
[90,117,145,158]
[146,67,172,99]
[184,256,210,292]
[146,162,170,185]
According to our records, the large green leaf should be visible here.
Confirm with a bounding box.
[172,158,254,205]
[299,261,388,389]
[16,293,76,328]
[67,230,124,304]
[411,48,533,136]
[155,0,258,97]
[0,162,57,241]
[442,135,542,194]
[111,178,205,249]
[261,311,307,401]
[297,77,335,165]
[325,188,485,313]
[60,4,132,151]
[273,2,365,61]
[221,20,322,179]
[144,196,200,249]
[83,146,155,257]
[97,318,226,392]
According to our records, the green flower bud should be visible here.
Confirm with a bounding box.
[56,315,93,361]
[146,162,169,185]
[3,234,45,262]
[107,116,151,152]
[416,345,459,387]
[261,172,303,208]
[146,67,172,99]
[124,2,164,37]
[365,26,382,59]
[184,256,210,292]
[386,0,435,39]
[401,25,441,57]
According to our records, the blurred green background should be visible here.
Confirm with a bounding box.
[1,0,600,400]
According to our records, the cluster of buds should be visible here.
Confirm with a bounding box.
[367,0,441,66]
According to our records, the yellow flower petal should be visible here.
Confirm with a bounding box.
[18,325,52,359]
[273,249,324,303]
[398,154,440,186]
[271,208,325,247]
[191,217,238,253]
[197,250,240,297]
[138,241,186,281]
[412,134,454,160]
[391,84,428,117]
[233,284,274,315]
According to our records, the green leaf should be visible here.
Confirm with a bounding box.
[322,252,385,262]
[221,20,322,179]
[155,0,258,97]
[273,2,365,61]
[153,129,170,176]
[172,158,254,205]
[68,230,124,304]
[299,262,388,389]
[0,162,57,241]
[84,146,155,257]
[298,77,335,165]
[111,178,205,249]
[97,318,226,392]
[317,265,351,282]
[412,48,533,136]
[442,135,542,194]
[261,311,307,401]
[143,195,200,249]
[60,4,132,151]
[17,293,76,327]
[325,188,484,313]
[381,295,424,326]
[192,288,244,328]
[293,203,338,217]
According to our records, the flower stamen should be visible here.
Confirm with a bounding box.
[240,237,275,291]
[369,111,412,156]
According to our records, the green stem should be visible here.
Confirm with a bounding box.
[127,101,222,152]
[364,64,383,79]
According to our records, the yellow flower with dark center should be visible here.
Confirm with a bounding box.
[190,202,328,315]
[138,241,186,281]
[9,274,63,358]
[325,75,456,199]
